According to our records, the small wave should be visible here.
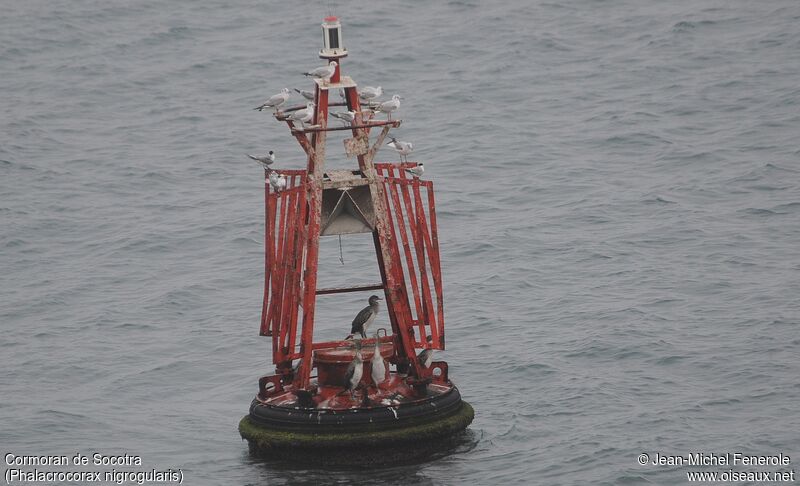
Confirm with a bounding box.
[672,19,717,32]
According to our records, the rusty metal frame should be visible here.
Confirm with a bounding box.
[258,58,446,391]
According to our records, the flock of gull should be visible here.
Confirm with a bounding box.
[247,63,435,400]
[247,61,424,191]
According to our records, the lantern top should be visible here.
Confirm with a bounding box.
[320,16,347,59]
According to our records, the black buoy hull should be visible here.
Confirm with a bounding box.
[239,399,474,467]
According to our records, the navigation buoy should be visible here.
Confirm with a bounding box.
[239,16,473,467]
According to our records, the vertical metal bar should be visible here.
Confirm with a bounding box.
[411,179,437,347]
[259,180,274,336]
[270,189,292,363]
[287,186,307,359]
[344,86,369,172]
[260,181,272,336]
[278,189,299,358]
[396,173,428,342]
[387,176,425,327]
[424,180,445,348]
[296,87,328,389]
[375,174,416,366]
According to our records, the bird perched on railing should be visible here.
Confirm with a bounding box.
[417,336,435,368]
[387,137,413,162]
[303,61,337,84]
[268,171,287,192]
[342,344,364,398]
[331,110,357,126]
[288,102,315,127]
[371,334,387,388]
[247,151,275,169]
[293,88,315,101]
[254,88,290,112]
[405,162,424,179]
[375,94,401,120]
[359,86,382,104]
[347,295,382,339]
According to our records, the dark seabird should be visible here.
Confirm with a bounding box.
[348,295,382,339]
[342,345,364,398]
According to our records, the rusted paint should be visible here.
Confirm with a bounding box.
[257,55,449,399]
[343,134,369,157]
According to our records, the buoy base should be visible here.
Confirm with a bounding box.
[239,400,474,467]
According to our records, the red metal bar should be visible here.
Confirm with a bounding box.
[293,120,400,134]
[424,180,445,348]
[315,283,384,295]
[395,173,429,342]
[377,174,420,374]
[410,178,438,347]
[260,188,276,336]
[386,168,425,327]
[344,86,368,171]
[295,89,329,389]
[278,189,299,359]
[287,188,308,359]
[266,193,286,360]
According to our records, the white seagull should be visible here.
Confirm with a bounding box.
[405,163,424,178]
[375,94,401,120]
[288,102,315,126]
[417,336,434,368]
[342,345,364,399]
[371,334,387,387]
[359,86,383,103]
[303,61,337,84]
[293,88,315,101]
[331,110,357,125]
[387,138,413,162]
[254,88,290,111]
[247,151,275,169]
[268,171,287,192]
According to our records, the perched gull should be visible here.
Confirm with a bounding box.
[293,88,315,101]
[268,171,287,192]
[375,94,401,120]
[347,295,382,340]
[343,344,364,398]
[387,137,413,162]
[371,334,387,387]
[405,162,424,178]
[331,110,357,125]
[359,86,382,103]
[254,88,290,111]
[417,336,434,368]
[288,102,315,126]
[303,61,337,84]
[247,151,275,169]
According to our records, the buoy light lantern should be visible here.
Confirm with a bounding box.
[320,16,347,58]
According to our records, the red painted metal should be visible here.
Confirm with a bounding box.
[255,20,450,407]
